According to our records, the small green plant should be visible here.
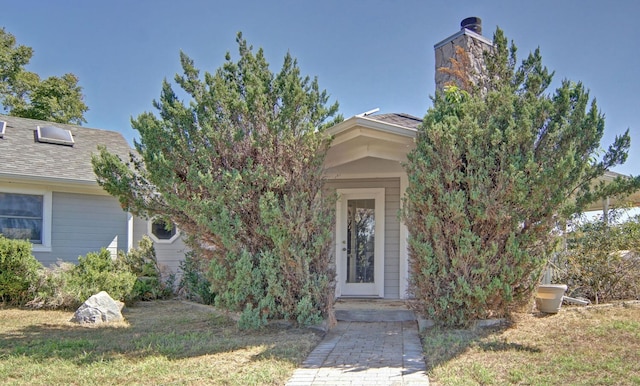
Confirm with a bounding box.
[119,236,174,301]
[178,252,215,305]
[0,236,42,305]
[65,249,136,305]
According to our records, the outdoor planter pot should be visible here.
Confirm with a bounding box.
[535,284,568,313]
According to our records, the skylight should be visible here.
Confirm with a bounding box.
[36,125,74,146]
[0,121,5,138]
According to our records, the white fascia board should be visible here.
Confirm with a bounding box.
[0,173,99,187]
[0,173,107,195]
[603,170,632,179]
[324,171,406,180]
[330,127,415,148]
[327,116,417,139]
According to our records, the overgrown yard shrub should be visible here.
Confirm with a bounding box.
[178,251,215,305]
[27,261,77,309]
[92,34,340,328]
[557,215,640,303]
[119,236,174,301]
[65,249,136,306]
[28,241,173,309]
[403,28,638,327]
[0,236,42,305]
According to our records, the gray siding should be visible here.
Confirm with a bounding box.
[35,192,128,266]
[325,178,401,299]
[132,216,187,277]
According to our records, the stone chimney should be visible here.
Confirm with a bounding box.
[434,17,494,93]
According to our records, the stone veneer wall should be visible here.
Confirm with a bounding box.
[434,30,494,94]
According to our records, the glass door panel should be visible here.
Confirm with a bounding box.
[346,199,375,283]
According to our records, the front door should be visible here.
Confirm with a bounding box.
[336,188,385,297]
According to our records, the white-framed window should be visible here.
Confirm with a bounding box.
[0,188,52,251]
[148,218,180,244]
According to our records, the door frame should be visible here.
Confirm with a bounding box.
[335,188,385,298]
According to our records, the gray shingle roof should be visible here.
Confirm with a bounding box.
[0,115,132,184]
[368,113,423,130]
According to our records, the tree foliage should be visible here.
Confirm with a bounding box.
[403,28,640,327]
[0,27,87,124]
[92,33,340,328]
[557,213,640,303]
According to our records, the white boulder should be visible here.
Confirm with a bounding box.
[71,291,124,324]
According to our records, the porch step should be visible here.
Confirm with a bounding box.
[334,299,417,322]
[335,309,416,322]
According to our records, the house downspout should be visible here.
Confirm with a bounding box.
[127,212,134,252]
[399,174,409,299]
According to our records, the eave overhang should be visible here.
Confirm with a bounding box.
[324,116,417,173]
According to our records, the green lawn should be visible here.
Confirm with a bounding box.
[0,300,321,385]
[423,303,640,385]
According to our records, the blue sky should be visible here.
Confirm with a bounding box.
[2,0,639,175]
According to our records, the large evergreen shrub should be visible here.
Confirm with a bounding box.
[92,33,340,328]
[403,28,639,327]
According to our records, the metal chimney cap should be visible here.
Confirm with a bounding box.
[461,16,482,35]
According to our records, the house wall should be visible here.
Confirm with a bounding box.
[325,178,401,299]
[37,191,128,266]
[132,216,187,277]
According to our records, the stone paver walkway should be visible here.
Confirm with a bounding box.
[286,321,429,385]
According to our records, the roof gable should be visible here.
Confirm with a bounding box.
[367,113,422,130]
[327,112,422,140]
[0,115,132,185]
[324,112,421,174]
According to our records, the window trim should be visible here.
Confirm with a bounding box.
[147,218,180,244]
[0,187,52,252]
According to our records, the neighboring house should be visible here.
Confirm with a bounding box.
[0,115,185,275]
